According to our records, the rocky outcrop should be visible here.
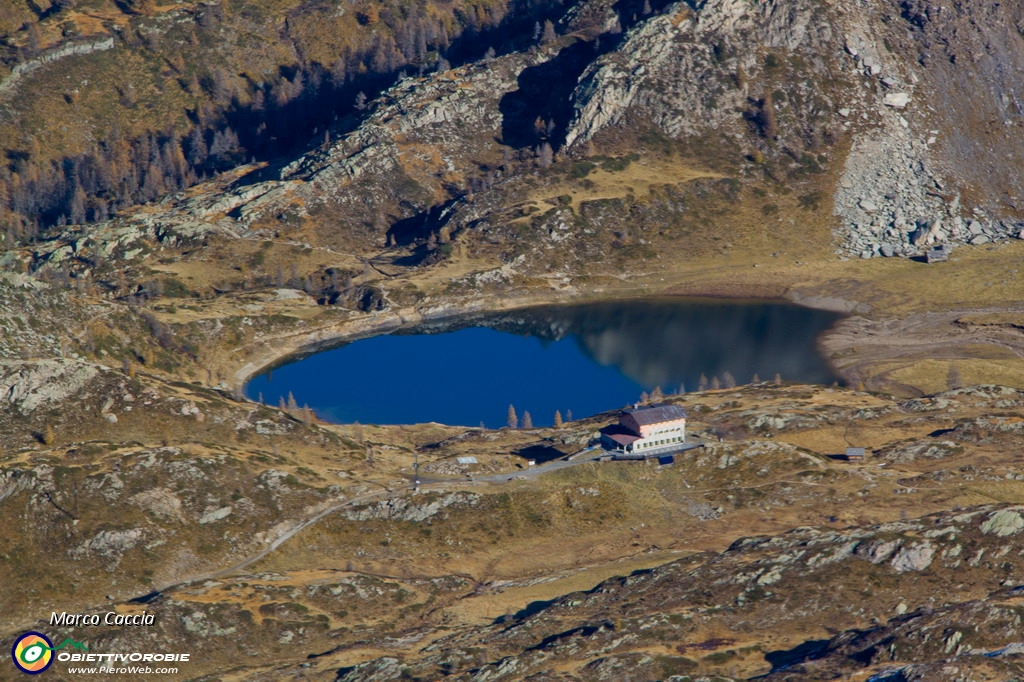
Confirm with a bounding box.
[0,38,116,96]
[830,0,1024,258]
[0,272,108,361]
[0,359,101,413]
[344,491,481,522]
[73,528,145,565]
[340,504,1024,681]
[890,542,935,572]
[980,508,1024,537]
[565,0,829,149]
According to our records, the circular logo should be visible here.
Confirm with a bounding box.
[11,632,53,675]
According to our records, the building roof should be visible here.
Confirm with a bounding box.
[845,447,866,458]
[606,433,641,446]
[624,404,687,425]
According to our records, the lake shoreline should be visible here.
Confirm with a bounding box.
[230,285,848,388]
[241,296,845,426]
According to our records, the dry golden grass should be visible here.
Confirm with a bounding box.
[957,312,1024,327]
[528,155,724,211]
[402,248,504,296]
[433,549,690,625]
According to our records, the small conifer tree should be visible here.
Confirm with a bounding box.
[541,19,556,44]
[507,404,518,429]
[522,411,533,429]
[554,410,563,428]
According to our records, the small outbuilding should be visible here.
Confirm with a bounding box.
[846,447,866,462]
[926,244,953,263]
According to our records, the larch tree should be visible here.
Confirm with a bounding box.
[554,410,563,428]
[507,404,518,429]
[537,142,554,168]
[522,411,533,429]
[541,20,556,45]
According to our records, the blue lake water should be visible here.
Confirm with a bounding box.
[245,299,843,427]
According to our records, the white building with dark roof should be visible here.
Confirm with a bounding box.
[600,404,687,458]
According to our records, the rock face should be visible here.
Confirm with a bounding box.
[564,0,829,149]
[0,359,101,413]
[890,542,935,572]
[830,0,1024,258]
[980,508,1024,536]
[343,491,480,522]
[0,37,116,95]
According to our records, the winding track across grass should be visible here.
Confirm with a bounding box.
[146,440,704,599]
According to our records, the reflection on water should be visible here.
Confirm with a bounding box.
[245,298,843,427]
[489,301,842,389]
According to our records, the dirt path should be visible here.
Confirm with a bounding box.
[151,446,628,596]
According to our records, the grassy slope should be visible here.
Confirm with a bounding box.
[7,383,1024,678]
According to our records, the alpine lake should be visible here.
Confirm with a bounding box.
[245,298,844,428]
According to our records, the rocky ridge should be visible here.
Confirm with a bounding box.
[336,505,1024,681]
[14,0,1024,282]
